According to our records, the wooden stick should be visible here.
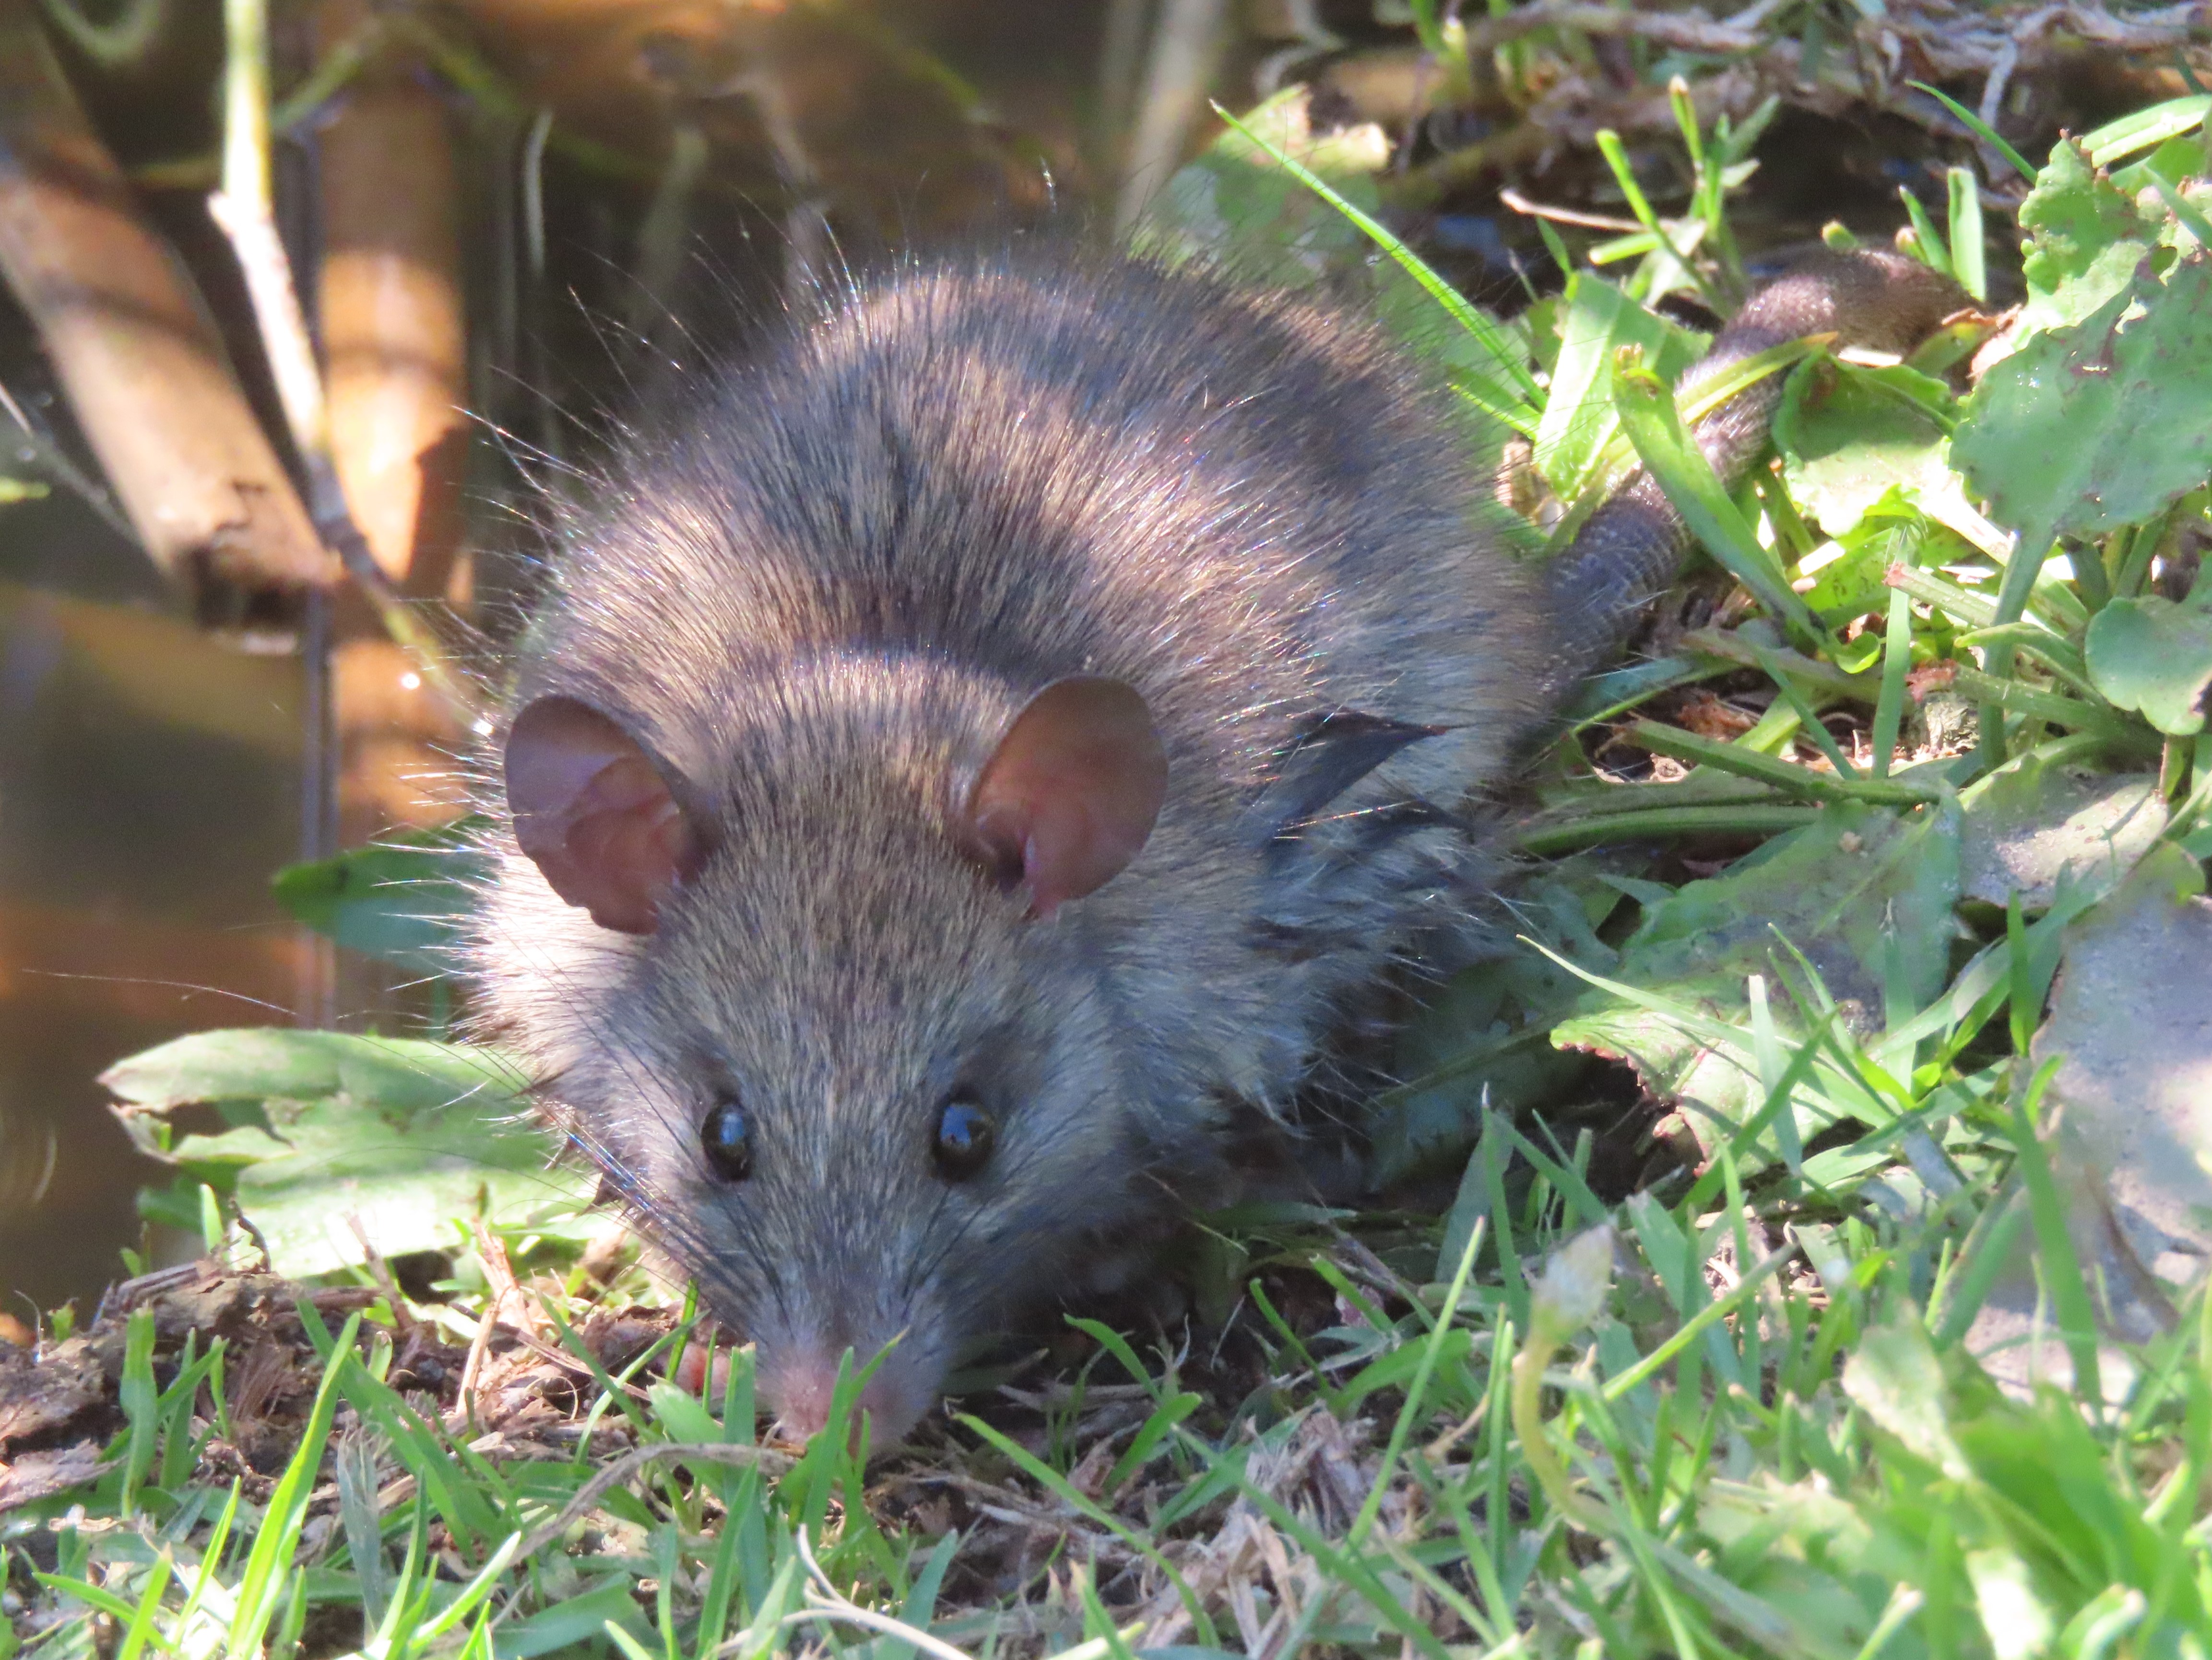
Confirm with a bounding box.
[312,0,468,599]
[0,0,332,605]
[208,0,483,723]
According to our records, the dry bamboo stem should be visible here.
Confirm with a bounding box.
[313,0,468,598]
[209,0,482,724]
[0,0,332,604]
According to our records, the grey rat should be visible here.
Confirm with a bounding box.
[465,246,1964,1444]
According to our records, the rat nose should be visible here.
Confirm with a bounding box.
[760,1340,933,1450]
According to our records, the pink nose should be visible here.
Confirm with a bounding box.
[761,1344,932,1450]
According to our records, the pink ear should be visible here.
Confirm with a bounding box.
[966,677,1166,918]
[505,696,700,935]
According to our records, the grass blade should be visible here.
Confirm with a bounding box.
[1896,184,1952,277]
[228,1312,362,1659]
[1349,1214,1487,1547]
[1870,586,1915,778]
[1609,355,1822,640]
[118,1307,158,1515]
[2008,1058,2103,1405]
[1908,82,2035,179]
[1210,104,1540,407]
[1946,165,1986,301]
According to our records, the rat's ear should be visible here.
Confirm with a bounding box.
[505,696,701,935]
[965,676,1167,919]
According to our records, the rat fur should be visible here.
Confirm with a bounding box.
[465,246,1964,1443]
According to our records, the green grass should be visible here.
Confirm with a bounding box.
[10,47,2212,1660]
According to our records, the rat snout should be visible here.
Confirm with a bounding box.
[757,1331,943,1450]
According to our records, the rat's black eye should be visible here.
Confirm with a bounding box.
[701,1098,752,1181]
[931,1095,995,1180]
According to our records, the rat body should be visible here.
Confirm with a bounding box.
[467,246,1963,1443]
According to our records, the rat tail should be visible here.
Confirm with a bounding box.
[1543,247,1970,685]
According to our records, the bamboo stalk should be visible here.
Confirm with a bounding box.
[0,0,332,606]
[313,0,468,598]
[207,0,482,725]
[305,0,475,851]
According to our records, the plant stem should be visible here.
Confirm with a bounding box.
[1944,665,2152,753]
[1510,1331,1608,1532]
[1514,803,1821,855]
[1627,719,1938,804]
[210,0,483,721]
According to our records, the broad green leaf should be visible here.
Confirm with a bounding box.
[1605,810,1959,1005]
[495,1582,655,1658]
[272,820,487,972]
[103,1028,517,1117]
[1964,1547,2057,1660]
[1774,357,1961,538]
[1698,1482,1891,1651]
[1796,496,1923,618]
[1956,1388,2210,1630]
[1553,801,1962,1158]
[1954,252,2212,554]
[2083,592,2212,735]
[2011,137,2163,340]
[1534,271,1705,498]
[1958,757,2166,907]
[1842,1317,1967,1479]
[1374,1001,1585,1184]
[2031,844,2212,1306]
[1376,866,1618,1179]
[101,1030,577,1275]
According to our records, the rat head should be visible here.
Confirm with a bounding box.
[501,671,1176,1446]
